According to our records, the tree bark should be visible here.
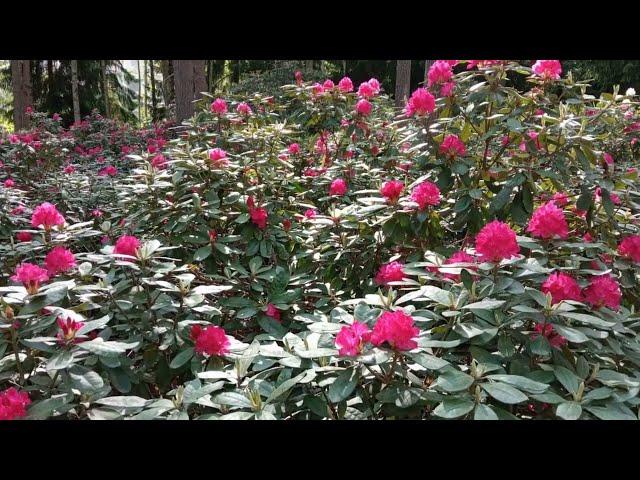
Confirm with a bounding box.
[424,60,434,82]
[101,60,110,118]
[70,60,81,123]
[150,60,157,121]
[192,60,207,99]
[160,60,174,108]
[395,60,411,108]
[173,60,194,123]
[137,60,142,125]
[11,60,32,131]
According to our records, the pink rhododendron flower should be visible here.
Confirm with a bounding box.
[191,325,230,356]
[57,316,85,344]
[53,113,61,121]
[44,246,76,275]
[236,102,252,116]
[288,143,300,155]
[295,70,303,85]
[619,235,640,263]
[370,310,419,351]
[427,60,454,87]
[31,202,65,230]
[11,263,49,295]
[91,209,103,218]
[466,60,504,70]
[532,60,562,80]
[11,205,25,216]
[583,232,593,243]
[411,181,441,209]
[375,261,405,285]
[442,251,477,281]
[250,207,268,229]
[151,154,167,170]
[335,321,371,356]
[16,231,32,242]
[440,134,466,157]
[323,79,335,90]
[583,274,621,310]
[603,152,614,165]
[594,187,621,205]
[541,272,582,304]
[98,165,117,176]
[304,209,317,219]
[211,98,228,114]
[64,164,76,174]
[4,178,15,188]
[329,178,348,196]
[551,192,569,207]
[440,81,456,97]
[338,76,354,93]
[357,82,374,99]
[0,387,31,420]
[113,235,141,258]
[475,220,520,262]
[208,230,217,243]
[405,88,435,117]
[312,83,324,96]
[527,201,569,239]
[282,219,292,231]
[532,323,567,348]
[356,99,372,116]
[380,180,404,204]
[266,303,281,322]
[303,168,321,177]
[208,148,229,167]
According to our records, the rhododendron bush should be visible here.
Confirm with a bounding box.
[1,60,640,420]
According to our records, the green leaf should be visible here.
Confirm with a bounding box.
[482,382,528,404]
[46,350,74,372]
[327,367,359,403]
[26,393,73,419]
[213,392,253,409]
[409,352,450,370]
[556,402,582,420]
[553,366,581,396]
[265,371,307,404]
[584,404,637,420]
[96,396,149,408]
[170,348,195,369]
[474,404,499,420]
[433,398,475,419]
[77,339,139,358]
[462,299,505,310]
[435,369,475,392]
[193,245,212,261]
[485,375,548,394]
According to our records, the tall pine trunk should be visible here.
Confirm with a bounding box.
[150,60,157,121]
[395,60,411,108]
[424,60,434,82]
[101,60,110,118]
[173,60,194,123]
[11,60,32,131]
[70,60,81,124]
[192,60,207,99]
[160,60,174,111]
[137,60,142,125]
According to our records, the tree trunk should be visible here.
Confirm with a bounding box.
[11,60,32,131]
[70,60,81,123]
[160,60,174,109]
[150,60,157,121]
[424,60,434,82]
[47,60,54,102]
[173,60,194,123]
[101,60,110,118]
[192,60,207,99]
[395,60,411,108]
[137,60,142,125]
[143,60,148,121]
